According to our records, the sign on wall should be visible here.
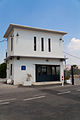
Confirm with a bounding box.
[21,66,26,70]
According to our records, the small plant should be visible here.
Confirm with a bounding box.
[18,84,23,87]
[26,73,32,81]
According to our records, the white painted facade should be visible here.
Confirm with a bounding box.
[4,24,67,86]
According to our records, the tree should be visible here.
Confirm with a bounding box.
[64,69,71,80]
[0,63,7,78]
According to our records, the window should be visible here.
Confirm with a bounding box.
[41,38,44,51]
[47,66,52,75]
[10,64,12,75]
[56,66,60,75]
[34,37,36,51]
[6,52,7,58]
[52,66,55,75]
[11,37,13,51]
[48,38,51,52]
[42,66,46,75]
[21,66,26,70]
[37,66,41,76]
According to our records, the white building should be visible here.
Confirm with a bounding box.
[4,24,67,86]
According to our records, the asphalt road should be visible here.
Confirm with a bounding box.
[0,84,80,120]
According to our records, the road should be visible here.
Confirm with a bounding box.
[0,84,80,120]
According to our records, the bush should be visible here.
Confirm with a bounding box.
[64,70,70,80]
[0,63,7,78]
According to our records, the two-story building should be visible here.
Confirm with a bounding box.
[4,24,67,86]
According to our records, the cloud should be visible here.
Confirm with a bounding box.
[68,38,80,51]
[64,37,80,65]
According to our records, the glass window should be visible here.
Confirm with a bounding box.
[56,66,60,75]
[34,37,36,51]
[47,66,52,75]
[37,66,41,76]
[42,66,46,75]
[11,37,13,51]
[41,38,44,51]
[52,66,55,75]
[10,64,12,75]
[48,38,51,52]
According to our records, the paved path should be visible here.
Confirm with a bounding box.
[0,84,80,120]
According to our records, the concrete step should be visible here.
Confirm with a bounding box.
[32,81,62,86]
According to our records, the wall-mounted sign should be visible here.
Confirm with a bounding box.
[21,66,26,70]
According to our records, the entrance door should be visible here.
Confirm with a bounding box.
[36,65,60,82]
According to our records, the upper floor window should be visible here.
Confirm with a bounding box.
[10,64,12,76]
[11,37,13,51]
[48,38,51,52]
[34,37,36,51]
[41,38,44,51]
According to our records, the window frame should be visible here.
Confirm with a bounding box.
[34,36,36,51]
[10,64,12,76]
[48,38,51,52]
[11,37,13,51]
[41,38,44,51]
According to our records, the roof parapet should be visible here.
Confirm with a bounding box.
[4,23,67,38]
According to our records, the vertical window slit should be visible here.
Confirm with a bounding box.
[48,38,51,52]
[41,38,44,51]
[34,37,36,51]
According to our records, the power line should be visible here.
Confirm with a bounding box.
[64,51,80,60]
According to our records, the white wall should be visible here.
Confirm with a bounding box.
[12,28,64,58]
[7,30,14,57]
[12,57,64,85]
[6,27,64,85]
[7,59,14,80]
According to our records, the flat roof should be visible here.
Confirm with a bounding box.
[4,23,67,38]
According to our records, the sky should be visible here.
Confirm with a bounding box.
[0,0,80,65]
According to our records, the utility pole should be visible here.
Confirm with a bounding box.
[71,65,74,85]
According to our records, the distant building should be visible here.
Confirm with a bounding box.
[4,24,67,86]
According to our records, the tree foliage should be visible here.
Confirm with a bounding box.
[64,69,71,80]
[64,65,80,80]
[0,63,7,78]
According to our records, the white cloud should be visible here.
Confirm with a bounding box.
[64,37,80,65]
[68,38,80,51]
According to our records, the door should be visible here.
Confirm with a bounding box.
[36,65,47,82]
[36,65,60,82]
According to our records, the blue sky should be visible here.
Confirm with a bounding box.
[0,0,80,65]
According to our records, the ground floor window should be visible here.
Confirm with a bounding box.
[36,65,60,82]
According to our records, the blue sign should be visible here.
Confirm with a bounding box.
[21,66,26,70]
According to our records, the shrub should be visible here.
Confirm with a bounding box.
[0,63,7,78]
